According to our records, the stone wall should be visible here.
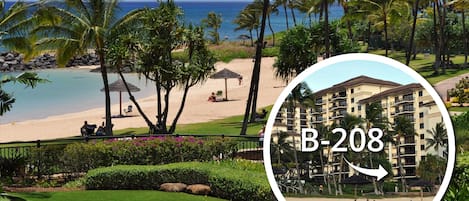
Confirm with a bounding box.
[0,52,100,72]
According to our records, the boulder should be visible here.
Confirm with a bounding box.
[159,183,187,192]
[186,184,211,195]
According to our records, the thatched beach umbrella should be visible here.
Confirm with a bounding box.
[210,68,241,101]
[340,174,371,197]
[237,34,251,45]
[101,78,140,117]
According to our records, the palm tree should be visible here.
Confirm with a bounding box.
[0,0,33,54]
[405,0,420,65]
[201,11,222,44]
[426,122,448,155]
[449,0,469,67]
[33,0,142,135]
[234,7,260,46]
[364,102,388,195]
[358,0,409,57]
[1,72,47,115]
[271,130,295,164]
[274,0,291,29]
[391,116,416,192]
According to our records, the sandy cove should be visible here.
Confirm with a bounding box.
[0,57,285,143]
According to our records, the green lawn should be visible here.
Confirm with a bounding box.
[9,190,226,201]
[368,50,469,84]
[114,106,272,136]
[449,107,469,112]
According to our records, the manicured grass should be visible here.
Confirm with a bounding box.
[368,50,469,84]
[10,190,226,201]
[449,107,469,112]
[114,106,272,136]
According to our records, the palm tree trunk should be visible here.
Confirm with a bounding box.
[433,1,441,74]
[249,29,254,47]
[319,149,329,194]
[324,0,330,58]
[292,135,303,193]
[97,49,113,136]
[268,14,275,46]
[169,81,190,133]
[463,11,467,68]
[406,0,419,66]
[283,3,289,30]
[241,0,269,134]
[367,21,371,52]
[384,11,389,57]
[440,0,447,74]
[288,0,297,26]
[397,136,407,192]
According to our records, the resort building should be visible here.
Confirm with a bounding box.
[272,75,445,182]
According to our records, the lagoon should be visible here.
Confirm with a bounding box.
[0,69,156,124]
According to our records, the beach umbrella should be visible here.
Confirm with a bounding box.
[340,174,371,197]
[237,34,250,45]
[210,68,242,101]
[101,78,140,117]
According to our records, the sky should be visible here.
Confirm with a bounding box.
[304,60,417,92]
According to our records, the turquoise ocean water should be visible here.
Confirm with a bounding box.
[0,1,344,124]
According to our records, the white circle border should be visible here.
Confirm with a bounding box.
[263,53,456,201]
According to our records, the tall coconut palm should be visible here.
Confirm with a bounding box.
[275,0,291,29]
[405,0,420,65]
[449,0,469,67]
[364,102,388,195]
[391,116,416,192]
[201,11,222,45]
[357,0,409,57]
[426,122,448,154]
[32,0,143,135]
[234,7,260,46]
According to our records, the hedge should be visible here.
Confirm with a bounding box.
[84,161,274,201]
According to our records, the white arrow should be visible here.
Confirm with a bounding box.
[344,158,388,181]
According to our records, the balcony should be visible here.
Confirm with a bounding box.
[312,118,324,124]
[287,114,294,119]
[331,93,347,101]
[394,96,414,105]
[315,99,324,105]
[393,108,414,115]
[329,102,347,110]
[300,114,307,120]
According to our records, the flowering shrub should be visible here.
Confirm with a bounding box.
[61,136,237,173]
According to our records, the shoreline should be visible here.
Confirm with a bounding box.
[0,57,284,143]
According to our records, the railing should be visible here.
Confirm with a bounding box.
[0,134,262,179]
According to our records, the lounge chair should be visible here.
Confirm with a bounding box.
[124,105,133,114]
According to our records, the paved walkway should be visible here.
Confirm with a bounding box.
[433,72,469,101]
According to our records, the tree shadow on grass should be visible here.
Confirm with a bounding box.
[6,193,51,200]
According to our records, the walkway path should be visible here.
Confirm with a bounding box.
[433,72,469,101]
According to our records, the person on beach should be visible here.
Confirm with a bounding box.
[238,76,243,85]
[208,92,216,102]
[96,122,105,136]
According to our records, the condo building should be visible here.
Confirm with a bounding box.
[272,75,445,181]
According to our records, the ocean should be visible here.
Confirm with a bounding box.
[0,1,344,123]
[3,1,344,44]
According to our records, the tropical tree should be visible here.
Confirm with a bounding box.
[1,72,47,115]
[364,102,388,195]
[274,25,317,82]
[417,154,446,184]
[0,0,32,54]
[130,2,216,134]
[271,130,295,165]
[283,82,315,194]
[32,0,142,135]
[354,0,409,57]
[426,122,448,155]
[449,0,469,67]
[201,11,222,44]
[274,0,291,29]
[234,6,260,46]
[391,116,416,192]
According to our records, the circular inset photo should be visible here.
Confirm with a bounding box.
[263,53,455,201]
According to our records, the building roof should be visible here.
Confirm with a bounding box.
[314,75,401,97]
[358,83,423,104]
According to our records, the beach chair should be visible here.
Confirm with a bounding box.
[215,90,224,101]
[124,105,133,114]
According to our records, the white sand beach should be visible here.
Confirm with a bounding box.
[0,57,285,143]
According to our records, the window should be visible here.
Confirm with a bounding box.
[358,105,361,111]
[421,145,425,150]
[420,134,425,140]
[351,98,355,103]
[419,112,424,118]
[351,88,354,94]
[419,91,423,96]
[420,123,424,129]
[351,107,355,112]
[419,101,423,107]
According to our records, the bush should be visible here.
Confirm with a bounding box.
[62,136,238,173]
[84,161,273,201]
[29,144,67,177]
